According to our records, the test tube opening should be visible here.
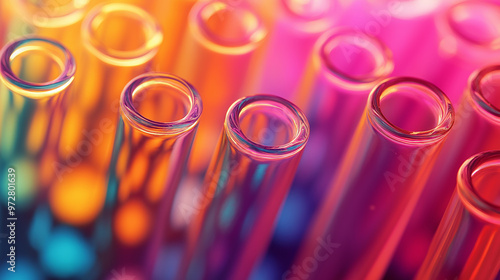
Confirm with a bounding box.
[446,1,500,49]
[369,77,454,143]
[394,0,441,19]
[226,95,309,158]
[16,0,90,27]
[121,73,202,135]
[282,0,331,20]
[82,3,163,66]
[0,37,76,98]
[471,65,500,119]
[458,151,500,225]
[320,29,393,88]
[192,1,266,52]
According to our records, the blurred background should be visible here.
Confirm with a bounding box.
[0,0,499,279]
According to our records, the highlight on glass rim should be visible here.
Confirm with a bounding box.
[0,0,499,279]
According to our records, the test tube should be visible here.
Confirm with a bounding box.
[292,77,454,280]
[427,0,500,105]
[340,0,499,107]
[294,28,393,194]
[255,0,347,99]
[259,27,393,274]
[98,73,202,280]
[8,0,90,58]
[384,1,500,277]
[178,95,309,280]
[0,37,75,185]
[153,0,198,72]
[174,0,267,174]
[57,3,163,175]
[0,37,77,277]
[41,8,164,264]
[96,0,197,72]
[416,151,500,280]
[389,65,500,278]
[13,0,89,28]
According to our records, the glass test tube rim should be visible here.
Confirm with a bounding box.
[368,76,455,144]
[316,28,394,90]
[13,0,90,28]
[225,94,309,160]
[457,150,500,225]
[189,0,267,55]
[278,0,337,32]
[120,73,202,136]
[383,0,442,19]
[281,0,334,20]
[81,2,163,67]
[435,0,500,59]
[0,36,76,99]
[470,65,500,121]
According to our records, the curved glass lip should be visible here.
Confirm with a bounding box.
[458,150,500,225]
[470,65,500,121]
[281,0,332,20]
[189,1,267,55]
[446,1,500,50]
[0,37,76,98]
[225,94,310,159]
[120,73,202,136]
[392,0,441,19]
[317,28,394,90]
[368,77,455,144]
[15,0,90,28]
[81,3,163,66]
[436,0,500,56]
[279,0,337,33]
